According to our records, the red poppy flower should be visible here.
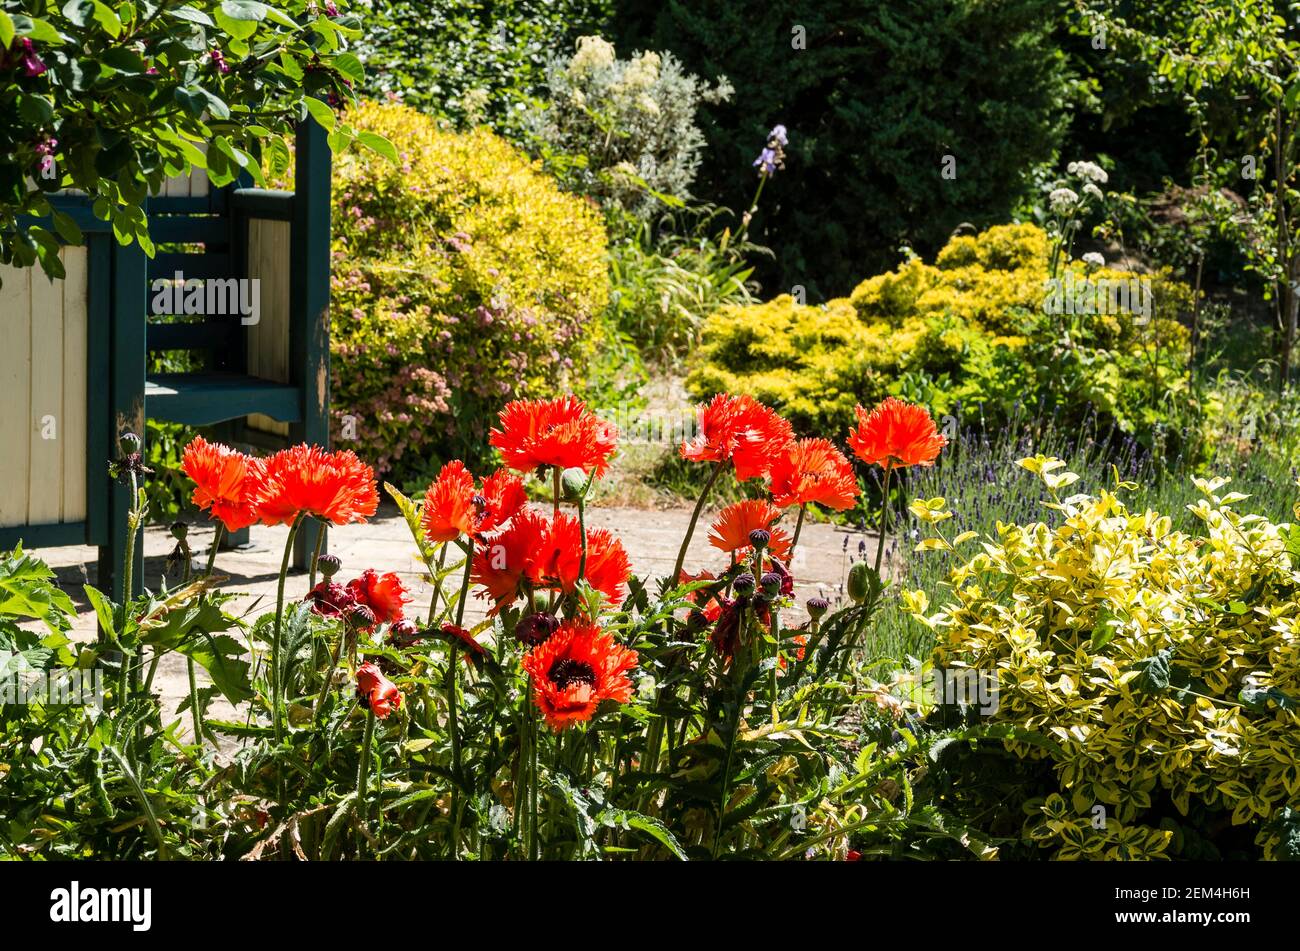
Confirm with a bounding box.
[422,462,528,543]
[305,580,356,618]
[346,569,411,626]
[768,438,859,510]
[678,569,722,623]
[490,396,618,476]
[476,468,528,535]
[529,514,630,607]
[181,436,266,532]
[472,510,546,609]
[520,620,638,731]
[708,500,792,561]
[779,632,808,670]
[440,623,486,665]
[355,662,402,719]
[258,445,379,526]
[846,398,947,470]
[680,394,794,481]
[421,460,477,543]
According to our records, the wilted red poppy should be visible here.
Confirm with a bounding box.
[305,579,356,618]
[440,623,486,665]
[520,620,637,731]
[258,445,379,526]
[846,398,947,470]
[768,438,859,510]
[708,500,792,561]
[680,393,794,481]
[346,569,411,626]
[181,436,266,532]
[490,396,618,477]
[356,662,401,719]
[678,569,722,623]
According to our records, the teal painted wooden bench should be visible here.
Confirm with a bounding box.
[0,118,333,598]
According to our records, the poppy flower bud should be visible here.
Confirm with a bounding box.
[748,528,771,550]
[317,553,342,579]
[733,572,756,595]
[847,562,872,603]
[170,521,188,540]
[759,571,783,599]
[388,618,420,647]
[346,602,377,630]
[516,611,559,647]
[119,432,141,455]
[806,596,830,620]
[685,607,710,634]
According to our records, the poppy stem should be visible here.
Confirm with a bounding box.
[426,544,448,625]
[671,459,726,588]
[271,514,304,748]
[355,708,376,856]
[790,504,806,560]
[308,519,326,589]
[204,522,225,577]
[874,466,892,576]
[447,539,473,859]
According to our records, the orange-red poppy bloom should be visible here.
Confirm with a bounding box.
[356,662,402,719]
[708,499,792,561]
[181,436,266,532]
[421,460,476,542]
[520,620,638,731]
[768,438,859,510]
[846,398,947,470]
[528,514,630,607]
[490,396,619,476]
[476,467,528,535]
[422,462,528,543]
[680,393,794,481]
[258,445,379,526]
[471,510,544,609]
[678,569,722,622]
[346,569,411,626]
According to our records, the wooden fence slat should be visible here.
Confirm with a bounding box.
[0,267,32,527]
[28,265,64,523]
[62,247,88,522]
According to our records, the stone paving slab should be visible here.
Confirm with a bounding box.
[30,504,878,735]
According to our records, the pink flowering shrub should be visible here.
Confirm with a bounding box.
[330,100,609,483]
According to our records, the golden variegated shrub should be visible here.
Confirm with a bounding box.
[905,459,1300,859]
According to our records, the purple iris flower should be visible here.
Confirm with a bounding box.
[754,147,778,177]
[769,124,788,148]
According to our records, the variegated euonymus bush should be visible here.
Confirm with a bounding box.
[906,456,1300,859]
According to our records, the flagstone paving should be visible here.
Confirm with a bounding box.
[32,504,886,735]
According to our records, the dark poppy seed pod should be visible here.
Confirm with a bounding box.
[748,529,771,550]
[317,553,342,579]
[733,572,756,595]
[169,521,188,540]
[516,612,559,647]
[806,596,830,620]
[760,571,782,598]
[118,432,141,455]
[685,608,710,634]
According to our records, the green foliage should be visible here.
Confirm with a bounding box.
[329,99,610,484]
[0,0,382,279]
[353,0,613,136]
[905,463,1300,859]
[614,0,1073,298]
[688,222,1194,449]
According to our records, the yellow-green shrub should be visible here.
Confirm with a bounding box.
[331,100,609,481]
[905,460,1300,859]
[687,223,1194,443]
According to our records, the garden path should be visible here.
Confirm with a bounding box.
[35,505,876,737]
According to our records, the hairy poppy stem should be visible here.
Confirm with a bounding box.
[874,466,892,576]
[789,504,806,560]
[671,459,726,589]
[447,540,473,859]
[355,708,376,856]
[308,520,326,589]
[271,514,304,748]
